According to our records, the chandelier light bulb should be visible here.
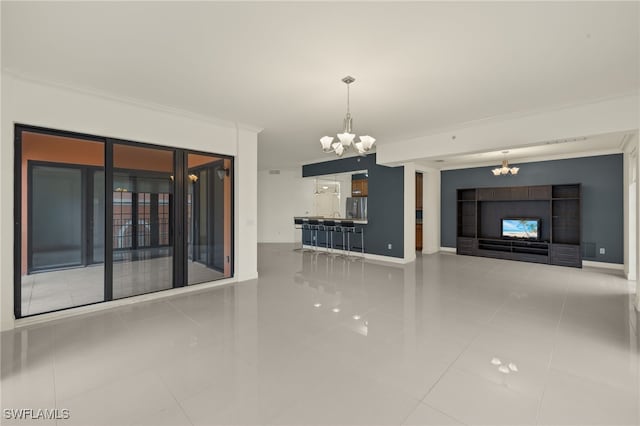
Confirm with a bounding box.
[320,136,335,152]
[498,365,511,374]
[360,136,375,150]
[337,132,355,146]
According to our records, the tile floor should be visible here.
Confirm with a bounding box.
[2,243,639,425]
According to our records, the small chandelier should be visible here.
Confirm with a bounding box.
[492,151,519,176]
[320,76,375,157]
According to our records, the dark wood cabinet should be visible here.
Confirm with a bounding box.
[456,237,476,255]
[416,173,423,210]
[416,224,423,251]
[456,184,581,267]
[550,243,581,267]
[477,188,494,201]
[529,185,552,200]
[352,178,368,197]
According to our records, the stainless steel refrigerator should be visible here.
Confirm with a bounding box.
[346,197,368,220]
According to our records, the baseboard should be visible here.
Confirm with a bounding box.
[238,272,259,281]
[582,260,625,270]
[302,245,410,264]
[439,247,456,253]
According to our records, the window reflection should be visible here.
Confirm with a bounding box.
[112,144,174,299]
[187,153,232,284]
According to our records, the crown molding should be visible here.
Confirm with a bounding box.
[2,68,263,133]
[620,132,638,153]
[438,148,622,171]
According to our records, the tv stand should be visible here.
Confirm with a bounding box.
[456,184,581,268]
[477,238,549,264]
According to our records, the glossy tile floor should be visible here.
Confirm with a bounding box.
[2,243,639,425]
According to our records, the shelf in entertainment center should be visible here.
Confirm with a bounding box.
[456,184,581,268]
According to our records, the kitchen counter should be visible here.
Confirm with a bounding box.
[294,216,368,225]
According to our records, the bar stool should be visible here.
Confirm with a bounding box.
[319,220,337,256]
[338,221,356,259]
[293,218,312,252]
[306,219,320,252]
[352,226,365,259]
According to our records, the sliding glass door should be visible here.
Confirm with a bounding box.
[112,143,175,299]
[15,125,234,319]
[187,153,232,284]
[19,131,105,316]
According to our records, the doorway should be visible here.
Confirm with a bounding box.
[629,151,637,281]
[416,172,423,251]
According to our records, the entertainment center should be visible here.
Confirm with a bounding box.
[456,184,581,268]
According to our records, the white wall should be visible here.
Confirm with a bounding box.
[257,170,355,243]
[257,168,315,243]
[403,163,416,263]
[622,133,640,311]
[421,167,441,254]
[0,74,259,330]
[235,127,259,282]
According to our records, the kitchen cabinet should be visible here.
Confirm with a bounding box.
[351,179,368,197]
[416,224,423,250]
[416,173,423,210]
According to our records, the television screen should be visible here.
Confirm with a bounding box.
[502,218,539,240]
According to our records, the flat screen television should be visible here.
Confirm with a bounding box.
[501,218,540,240]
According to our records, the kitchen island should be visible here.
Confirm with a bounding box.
[293,216,368,225]
[294,216,367,254]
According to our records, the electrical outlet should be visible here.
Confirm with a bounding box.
[599,247,605,255]
[387,243,392,250]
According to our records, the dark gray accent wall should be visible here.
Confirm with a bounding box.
[302,153,404,258]
[441,154,623,264]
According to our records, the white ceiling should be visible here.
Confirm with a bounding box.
[2,2,638,169]
[420,131,629,170]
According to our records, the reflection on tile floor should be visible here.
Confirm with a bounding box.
[22,260,224,316]
[4,243,639,425]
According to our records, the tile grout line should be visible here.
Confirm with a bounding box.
[424,401,470,426]
[397,399,425,426]
[155,370,196,426]
[417,292,511,404]
[534,283,568,425]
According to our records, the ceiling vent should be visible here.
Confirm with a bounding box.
[544,136,587,145]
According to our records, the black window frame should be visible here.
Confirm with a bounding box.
[14,124,235,319]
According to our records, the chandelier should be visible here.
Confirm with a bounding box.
[492,151,519,176]
[320,76,375,157]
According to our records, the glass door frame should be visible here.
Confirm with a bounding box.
[26,160,104,273]
[14,124,235,319]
